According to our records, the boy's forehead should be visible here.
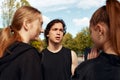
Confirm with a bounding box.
[51,23,63,29]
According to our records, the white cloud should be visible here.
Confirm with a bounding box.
[66,10,71,14]
[44,6,68,12]
[0,19,3,28]
[77,0,105,9]
[73,17,90,27]
[28,0,76,8]
[28,0,77,12]
[28,0,107,12]
[0,1,3,15]
[0,2,3,28]
[0,9,1,16]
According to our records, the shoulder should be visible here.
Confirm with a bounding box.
[71,50,78,60]
[62,47,77,59]
[13,42,41,58]
[70,50,78,61]
[7,42,34,55]
[41,48,48,54]
[76,58,98,74]
[17,42,38,53]
[10,41,34,50]
[72,59,96,79]
[62,47,76,54]
[62,47,71,51]
[72,61,90,80]
[71,50,77,56]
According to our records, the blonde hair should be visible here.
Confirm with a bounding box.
[0,6,41,57]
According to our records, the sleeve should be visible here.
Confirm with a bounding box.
[72,60,95,80]
[19,48,43,80]
[72,61,89,80]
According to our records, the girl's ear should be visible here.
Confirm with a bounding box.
[23,19,29,31]
[95,23,105,36]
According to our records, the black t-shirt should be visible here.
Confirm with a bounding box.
[42,47,72,80]
[72,51,120,80]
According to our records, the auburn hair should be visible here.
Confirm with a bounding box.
[0,6,41,57]
[90,0,120,55]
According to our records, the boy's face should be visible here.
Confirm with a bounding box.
[47,22,64,44]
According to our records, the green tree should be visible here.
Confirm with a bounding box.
[42,39,47,49]
[62,33,76,51]
[1,0,16,27]
[30,39,44,52]
[74,27,93,56]
[16,0,30,8]
[1,0,30,27]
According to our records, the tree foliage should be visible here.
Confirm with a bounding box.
[30,39,44,52]
[1,0,30,27]
[62,33,76,50]
[62,27,93,56]
[74,27,93,55]
[16,0,30,8]
[1,0,16,27]
[42,39,47,49]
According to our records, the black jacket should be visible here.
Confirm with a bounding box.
[0,42,43,80]
[72,52,120,80]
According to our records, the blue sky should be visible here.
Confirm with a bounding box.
[0,0,107,39]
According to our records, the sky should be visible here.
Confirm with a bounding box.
[0,0,107,39]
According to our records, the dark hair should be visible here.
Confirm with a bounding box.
[44,19,66,44]
[90,0,120,55]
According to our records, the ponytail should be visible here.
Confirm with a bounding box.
[106,0,120,55]
[0,26,22,57]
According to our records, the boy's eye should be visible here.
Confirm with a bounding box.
[60,29,64,32]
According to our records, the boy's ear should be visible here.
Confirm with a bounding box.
[47,34,49,37]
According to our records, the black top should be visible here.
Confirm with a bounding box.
[42,47,72,80]
[72,51,120,80]
[0,41,43,80]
